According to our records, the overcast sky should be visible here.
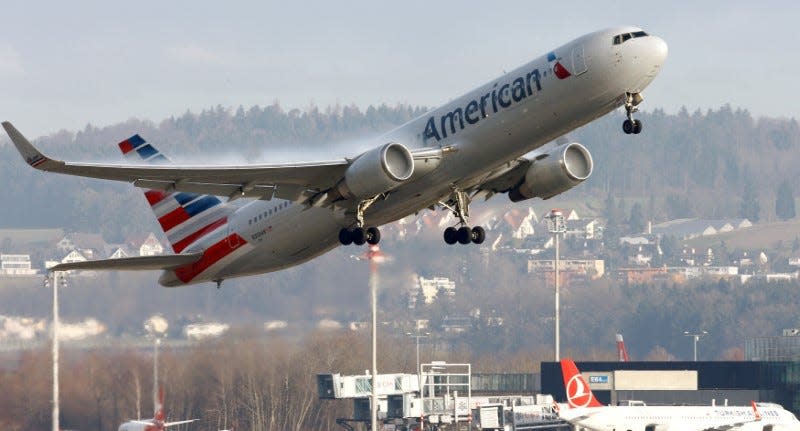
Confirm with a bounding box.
[0,0,797,138]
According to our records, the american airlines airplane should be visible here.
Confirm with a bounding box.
[557,358,800,431]
[4,26,667,287]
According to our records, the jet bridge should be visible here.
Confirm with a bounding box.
[318,362,567,430]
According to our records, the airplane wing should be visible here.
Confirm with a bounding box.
[164,419,198,427]
[3,121,350,202]
[467,157,532,200]
[48,252,203,272]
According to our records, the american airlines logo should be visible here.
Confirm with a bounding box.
[422,51,572,144]
[422,66,544,144]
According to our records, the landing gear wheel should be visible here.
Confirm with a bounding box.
[622,119,634,134]
[632,119,642,134]
[339,228,353,245]
[471,226,486,244]
[457,226,472,245]
[352,227,366,246]
[444,227,458,245]
[366,227,381,245]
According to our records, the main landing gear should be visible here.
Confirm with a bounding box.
[339,226,381,246]
[622,92,643,135]
[338,195,382,246]
[441,189,486,246]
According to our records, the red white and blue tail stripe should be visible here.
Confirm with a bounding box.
[118,135,230,254]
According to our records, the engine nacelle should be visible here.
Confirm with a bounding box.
[508,142,593,202]
[338,142,415,199]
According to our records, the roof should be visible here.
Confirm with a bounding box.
[651,219,737,239]
[0,228,64,246]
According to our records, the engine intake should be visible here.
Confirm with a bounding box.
[508,142,593,202]
[338,142,415,199]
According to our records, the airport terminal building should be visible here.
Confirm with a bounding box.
[541,361,800,414]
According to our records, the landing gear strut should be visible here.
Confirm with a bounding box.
[338,196,382,246]
[622,92,643,135]
[440,189,486,245]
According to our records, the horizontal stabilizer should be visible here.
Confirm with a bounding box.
[49,253,203,272]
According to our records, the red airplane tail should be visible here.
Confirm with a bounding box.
[616,333,630,362]
[560,358,603,408]
[154,386,165,422]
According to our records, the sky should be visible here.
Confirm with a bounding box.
[0,0,798,138]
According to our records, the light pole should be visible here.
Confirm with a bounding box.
[683,330,708,361]
[366,245,385,431]
[546,209,566,361]
[406,331,429,430]
[46,271,67,431]
[406,332,429,377]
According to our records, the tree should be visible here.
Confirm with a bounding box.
[628,202,646,233]
[775,180,796,220]
[739,181,761,222]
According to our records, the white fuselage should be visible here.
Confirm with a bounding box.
[561,404,800,431]
[158,26,667,286]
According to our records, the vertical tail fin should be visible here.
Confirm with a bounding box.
[560,358,603,408]
[751,401,762,421]
[154,386,165,421]
[118,135,230,253]
[616,333,630,362]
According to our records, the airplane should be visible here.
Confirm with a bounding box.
[3,26,668,287]
[118,387,196,431]
[616,333,630,362]
[557,358,800,431]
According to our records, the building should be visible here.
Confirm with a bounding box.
[527,259,605,280]
[746,329,800,361]
[409,275,456,308]
[0,254,38,276]
[137,232,165,256]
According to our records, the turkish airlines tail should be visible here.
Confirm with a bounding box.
[560,358,603,408]
[130,387,196,428]
[616,333,630,362]
[117,135,232,254]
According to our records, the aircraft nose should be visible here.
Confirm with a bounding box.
[649,35,668,66]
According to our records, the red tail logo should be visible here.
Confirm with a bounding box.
[560,358,603,408]
[616,333,630,362]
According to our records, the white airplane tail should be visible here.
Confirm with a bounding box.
[560,358,603,408]
[117,135,232,253]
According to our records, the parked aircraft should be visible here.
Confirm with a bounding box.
[557,358,800,430]
[4,26,668,286]
[118,387,195,431]
[616,333,630,361]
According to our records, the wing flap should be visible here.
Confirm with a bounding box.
[49,253,203,272]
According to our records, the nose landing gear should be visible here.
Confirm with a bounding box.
[622,92,643,135]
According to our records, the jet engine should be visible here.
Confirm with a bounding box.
[337,142,415,199]
[508,142,593,202]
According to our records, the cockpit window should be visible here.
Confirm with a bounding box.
[612,30,650,45]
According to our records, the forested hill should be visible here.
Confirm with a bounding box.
[1,103,798,240]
